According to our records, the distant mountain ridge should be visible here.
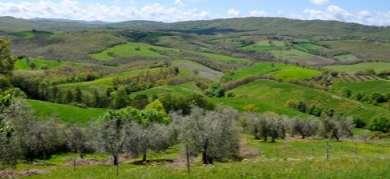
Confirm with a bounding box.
[1,16,390,40]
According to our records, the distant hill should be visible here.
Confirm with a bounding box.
[1,16,390,40]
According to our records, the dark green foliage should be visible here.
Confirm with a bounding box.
[129,94,149,109]
[353,117,367,128]
[0,39,14,90]
[111,87,128,109]
[206,83,225,97]
[369,117,390,133]
[159,94,214,114]
[0,39,14,76]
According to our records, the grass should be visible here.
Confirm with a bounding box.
[325,62,390,73]
[20,136,390,179]
[57,67,164,95]
[172,60,223,81]
[241,40,285,52]
[271,49,333,65]
[15,58,64,70]
[270,65,321,81]
[332,80,390,95]
[90,42,172,61]
[200,52,251,64]
[26,99,107,123]
[334,54,360,63]
[214,79,390,122]
[129,82,203,99]
[319,40,390,62]
[222,62,321,82]
[293,42,324,54]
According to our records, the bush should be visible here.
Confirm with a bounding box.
[369,117,390,133]
[205,83,225,97]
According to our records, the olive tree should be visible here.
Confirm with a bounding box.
[125,122,173,162]
[290,118,319,139]
[65,125,92,169]
[319,117,354,141]
[172,107,240,165]
[246,113,286,142]
[99,111,128,168]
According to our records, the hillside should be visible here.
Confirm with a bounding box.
[0,15,389,179]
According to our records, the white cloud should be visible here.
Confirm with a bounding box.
[310,0,329,5]
[303,5,390,26]
[227,8,240,17]
[249,10,267,17]
[0,0,209,22]
[174,0,184,6]
[0,0,389,26]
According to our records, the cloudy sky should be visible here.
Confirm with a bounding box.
[0,0,390,26]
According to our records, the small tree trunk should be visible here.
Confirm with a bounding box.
[73,158,77,171]
[326,140,330,161]
[113,154,119,166]
[185,144,190,174]
[79,152,84,159]
[142,152,147,162]
[202,139,211,164]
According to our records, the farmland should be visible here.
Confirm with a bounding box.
[1,15,390,179]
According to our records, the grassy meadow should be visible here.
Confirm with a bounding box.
[17,136,390,179]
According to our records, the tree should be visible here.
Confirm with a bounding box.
[125,122,172,162]
[172,107,240,164]
[246,113,286,142]
[290,118,319,139]
[0,39,15,89]
[112,87,128,109]
[0,131,20,168]
[0,39,14,76]
[319,117,354,141]
[74,87,83,103]
[99,111,128,170]
[64,125,90,169]
[64,90,74,104]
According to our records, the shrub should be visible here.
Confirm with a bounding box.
[369,117,390,133]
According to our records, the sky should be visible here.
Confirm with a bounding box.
[0,0,390,26]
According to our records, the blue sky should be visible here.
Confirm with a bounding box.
[0,0,390,25]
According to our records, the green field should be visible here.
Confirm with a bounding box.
[325,62,390,73]
[20,136,390,179]
[333,54,360,63]
[15,58,64,70]
[27,99,107,123]
[200,52,251,64]
[172,60,223,81]
[90,42,173,61]
[270,65,321,81]
[57,67,164,94]
[214,79,390,122]
[293,42,324,54]
[129,82,203,99]
[223,63,321,82]
[319,40,390,62]
[241,40,285,52]
[271,49,333,65]
[332,80,390,95]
